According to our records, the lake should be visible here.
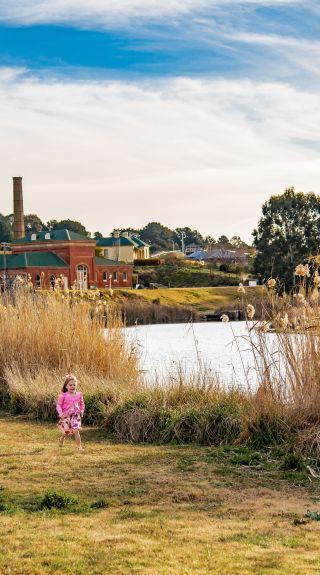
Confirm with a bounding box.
[126,321,263,388]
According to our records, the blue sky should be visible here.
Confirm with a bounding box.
[0,0,319,240]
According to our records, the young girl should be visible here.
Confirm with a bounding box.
[56,374,85,452]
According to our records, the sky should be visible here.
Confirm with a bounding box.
[0,1,319,242]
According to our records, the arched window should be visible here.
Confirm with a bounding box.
[35,274,41,288]
[76,265,88,290]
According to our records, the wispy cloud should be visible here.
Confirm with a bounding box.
[0,0,303,28]
[0,68,319,240]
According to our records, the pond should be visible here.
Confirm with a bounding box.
[125,321,264,388]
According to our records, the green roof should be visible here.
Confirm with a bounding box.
[12,229,94,244]
[0,252,68,269]
[131,236,149,248]
[95,256,131,267]
[97,236,137,247]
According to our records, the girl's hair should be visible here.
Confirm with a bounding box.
[62,373,78,392]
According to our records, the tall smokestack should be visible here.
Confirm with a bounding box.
[13,176,25,240]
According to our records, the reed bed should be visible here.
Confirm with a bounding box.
[0,287,140,406]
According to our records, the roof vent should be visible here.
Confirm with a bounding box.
[31,233,37,241]
[45,232,50,240]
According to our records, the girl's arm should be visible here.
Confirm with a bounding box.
[79,393,85,415]
[56,393,65,417]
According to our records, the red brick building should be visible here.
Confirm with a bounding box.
[0,229,133,289]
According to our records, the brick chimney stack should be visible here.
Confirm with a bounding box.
[13,176,25,240]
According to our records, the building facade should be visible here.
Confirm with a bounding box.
[0,229,133,289]
[97,231,150,263]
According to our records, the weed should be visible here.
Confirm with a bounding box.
[90,499,110,509]
[39,491,78,510]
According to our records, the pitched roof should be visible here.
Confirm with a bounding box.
[0,252,68,269]
[12,229,94,244]
[131,236,149,248]
[96,256,131,267]
[97,236,137,247]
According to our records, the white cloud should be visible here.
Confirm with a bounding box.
[0,0,302,27]
[0,68,319,241]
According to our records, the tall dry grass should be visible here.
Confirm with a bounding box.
[238,276,320,457]
[0,287,140,407]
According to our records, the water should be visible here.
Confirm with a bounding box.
[125,321,260,388]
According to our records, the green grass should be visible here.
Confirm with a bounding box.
[1,416,320,574]
[118,286,263,312]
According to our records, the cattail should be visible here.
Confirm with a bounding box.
[220,314,229,322]
[246,304,255,319]
[237,284,245,294]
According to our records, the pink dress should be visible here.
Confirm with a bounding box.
[56,391,85,435]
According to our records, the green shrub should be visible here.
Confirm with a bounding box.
[247,415,289,449]
[279,452,305,471]
[90,499,109,509]
[83,393,112,426]
[39,491,78,510]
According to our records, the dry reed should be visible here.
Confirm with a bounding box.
[0,286,140,407]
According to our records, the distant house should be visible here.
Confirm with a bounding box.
[207,248,248,264]
[97,231,150,263]
[185,243,201,255]
[187,248,248,264]
[0,229,133,289]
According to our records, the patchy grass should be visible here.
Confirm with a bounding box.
[119,286,263,312]
[1,416,320,575]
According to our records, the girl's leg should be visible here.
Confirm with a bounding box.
[74,430,84,452]
[59,433,65,447]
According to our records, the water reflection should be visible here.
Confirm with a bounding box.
[125,321,260,388]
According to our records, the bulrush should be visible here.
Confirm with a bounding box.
[237,284,245,294]
[220,314,229,322]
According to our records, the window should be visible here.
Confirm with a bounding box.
[123,271,127,282]
[76,265,88,290]
[35,274,41,288]
[102,271,108,282]
[103,249,109,258]
[113,271,118,282]
[50,275,56,288]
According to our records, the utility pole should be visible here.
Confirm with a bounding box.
[178,231,186,254]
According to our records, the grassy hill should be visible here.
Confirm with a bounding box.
[118,286,264,313]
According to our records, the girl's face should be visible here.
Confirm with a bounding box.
[66,378,77,393]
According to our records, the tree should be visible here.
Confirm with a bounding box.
[204,235,216,246]
[47,219,90,237]
[93,231,103,239]
[174,227,204,249]
[0,214,12,242]
[139,222,175,253]
[253,187,320,286]
[230,236,249,249]
[25,214,46,234]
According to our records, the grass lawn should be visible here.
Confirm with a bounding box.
[1,415,320,575]
[119,286,263,312]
